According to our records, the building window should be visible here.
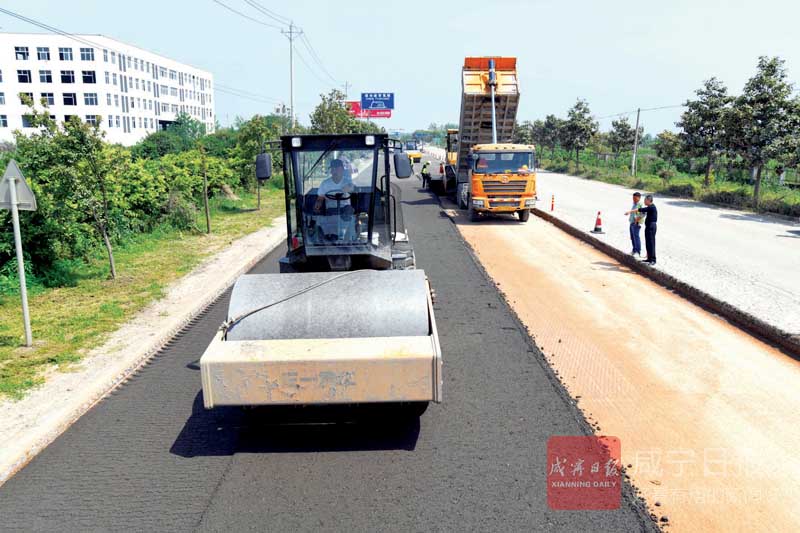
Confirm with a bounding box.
[17,70,32,83]
[135,79,140,90]
[41,92,55,106]
[150,118,154,128]
[15,47,29,60]
[146,80,151,91]
[0,93,4,105]
[37,47,50,60]
[106,93,112,105]
[112,73,117,85]
[161,102,169,112]
[59,47,73,61]
[82,71,96,84]
[126,56,131,68]
[103,49,108,62]
[114,94,119,107]
[0,70,3,82]
[107,116,113,128]
[104,71,110,84]
[0,115,7,128]
[21,115,36,128]
[133,58,139,70]
[18,92,33,105]
[63,93,77,106]
[115,116,120,127]
[64,115,77,123]
[85,115,98,126]
[170,87,178,97]
[84,93,98,106]
[80,47,94,61]
[39,69,52,83]
[111,51,116,64]
[131,117,136,129]
[60,70,75,83]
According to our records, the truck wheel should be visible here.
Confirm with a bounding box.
[518,209,530,222]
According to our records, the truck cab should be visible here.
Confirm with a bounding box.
[467,143,537,222]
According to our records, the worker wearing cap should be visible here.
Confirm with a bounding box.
[315,159,354,214]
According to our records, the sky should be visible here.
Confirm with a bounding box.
[2,0,799,135]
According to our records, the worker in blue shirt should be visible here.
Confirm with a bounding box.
[625,194,658,264]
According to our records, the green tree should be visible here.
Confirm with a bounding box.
[513,120,535,144]
[541,115,563,157]
[131,113,207,159]
[654,130,680,169]
[561,99,598,172]
[608,117,641,157]
[677,77,733,187]
[722,57,796,207]
[310,89,356,134]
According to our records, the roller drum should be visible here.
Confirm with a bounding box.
[226,270,430,341]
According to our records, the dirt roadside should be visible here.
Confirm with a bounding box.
[448,207,800,532]
[0,218,287,487]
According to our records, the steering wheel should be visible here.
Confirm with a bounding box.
[325,191,351,201]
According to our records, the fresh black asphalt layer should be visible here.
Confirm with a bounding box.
[0,159,655,532]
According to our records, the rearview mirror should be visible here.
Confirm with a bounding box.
[255,153,272,180]
[394,153,413,179]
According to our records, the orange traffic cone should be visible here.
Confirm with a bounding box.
[439,163,444,175]
[591,211,605,234]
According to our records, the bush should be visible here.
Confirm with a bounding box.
[661,183,697,198]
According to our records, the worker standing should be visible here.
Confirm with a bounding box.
[627,192,644,258]
[626,194,658,264]
[421,161,432,189]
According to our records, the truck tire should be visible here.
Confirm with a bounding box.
[518,209,530,222]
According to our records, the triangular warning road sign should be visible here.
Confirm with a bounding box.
[0,160,37,211]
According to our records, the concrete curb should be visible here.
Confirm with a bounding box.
[532,208,800,359]
[0,219,287,487]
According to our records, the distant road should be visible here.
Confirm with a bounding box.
[536,171,800,335]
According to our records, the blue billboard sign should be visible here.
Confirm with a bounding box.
[361,92,395,110]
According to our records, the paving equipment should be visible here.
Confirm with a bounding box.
[405,139,423,164]
[199,134,442,416]
[452,57,537,222]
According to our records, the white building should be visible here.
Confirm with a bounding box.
[0,33,215,146]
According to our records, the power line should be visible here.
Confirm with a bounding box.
[299,33,339,85]
[293,44,337,89]
[215,84,283,104]
[242,0,292,26]
[597,104,684,120]
[212,0,283,30]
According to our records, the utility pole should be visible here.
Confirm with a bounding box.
[342,81,351,99]
[631,107,641,177]
[282,22,303,130]
[201,145,211,234]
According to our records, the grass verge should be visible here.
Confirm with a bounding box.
[0,189,284,399]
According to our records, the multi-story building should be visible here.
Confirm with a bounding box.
[0,32,215,146]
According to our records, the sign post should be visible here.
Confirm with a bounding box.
[0,160,37,347]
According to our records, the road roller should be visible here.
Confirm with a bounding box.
[199,133,442,416]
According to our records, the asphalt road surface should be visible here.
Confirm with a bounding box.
[0,156,653,532]
[536,171,800,335]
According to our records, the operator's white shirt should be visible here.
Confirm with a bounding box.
[317,175,354,210]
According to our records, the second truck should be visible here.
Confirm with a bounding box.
[450,57,537,222]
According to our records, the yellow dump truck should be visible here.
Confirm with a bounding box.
[454,57,536,222]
